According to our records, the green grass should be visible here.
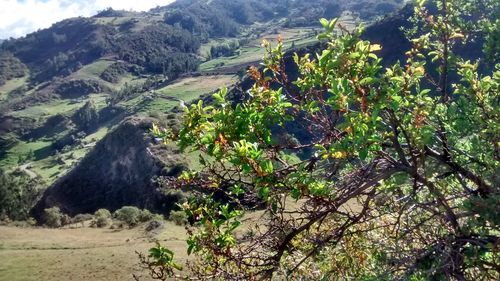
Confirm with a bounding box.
[70,59,147,91]
[125,75,237,114]
[29,159,64,183]
[6,126,110,184]
[0,76,29,100]
[3,93,110,183]
[77,60,114,78]
[199,46,265,72]
[9,94,107,119]
[0,140,53,168]
[199,27,317,73]
[83,127,110,143]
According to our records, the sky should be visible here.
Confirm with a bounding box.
[0,0,175,39]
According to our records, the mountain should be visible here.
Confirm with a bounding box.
[0,0,408,218]
[31,116,187,218]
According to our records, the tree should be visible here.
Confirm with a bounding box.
[72,100,99,132]
[151,0,499,279]
[0,169,42,221]
[43,207,64,228]
[92,208,111,228]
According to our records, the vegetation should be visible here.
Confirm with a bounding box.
[115,25,200,76]
[55,79,104,98]
[0,0,408,200]
[210,40,240,59]
[0,169,42,221]
[113,206,158,227]
[92,208,112,228]
[0,52,27,86]
[72,100,100,133]
[151,0,499,279]
[169,210,188,226]
[43,207,65,228]
[99,62,130,83]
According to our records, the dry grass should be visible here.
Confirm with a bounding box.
[0,222,188,281]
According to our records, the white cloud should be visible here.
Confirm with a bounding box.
[0,0,174,39]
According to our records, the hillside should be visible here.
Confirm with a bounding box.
[0,0,408,220]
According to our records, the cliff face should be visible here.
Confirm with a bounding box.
[32,117,186,218]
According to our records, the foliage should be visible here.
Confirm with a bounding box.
[99,62,130,83]
[151,0,500,279]
[0,52,27,86]
[92,208,112,228]
[138,242,183,280]
[0,170,40,221]
[72,100,99,133]
[56,79,104,98]
[168,210,188,226]
[113,206,159,227]
[43,206,64,228]
[0,169,42,221]
[72,213,93,225]
[210,40,240,59]
[115,25,200,76]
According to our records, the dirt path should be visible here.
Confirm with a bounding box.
[18,163,38,179]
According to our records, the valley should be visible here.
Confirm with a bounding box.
[3,0,485,280]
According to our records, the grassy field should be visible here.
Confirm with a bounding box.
[126,75,237,114]
[0,140,53,168]
[71,59,148,91]
[9,94,108,119]
[0,76,29,101]
[157,75,237,101]
[198,15,360,74]
[199,27,317,73]
[0,223,189,281]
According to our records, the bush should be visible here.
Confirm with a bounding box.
[43,207,63,228]
[72,213,93,226]
[0,169,42,221]
[169,210,188,226]
[114,206,160,227]
[138,209,154,222]
[93,208,111,228]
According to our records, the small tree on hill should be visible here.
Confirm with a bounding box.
[73,100,99,132]
[150,0,499,279]
[0,169,42,221]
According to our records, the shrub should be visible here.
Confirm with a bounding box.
[43,207,63,228]
[138,209,154,222]
[93,208,112,228]
[169,210,188,226]
[0,169,42,221]
[114,206,161,227]
[72,213,93,226]
[149,1,500,278]
[114,206,142,226]
[61,214,72,226]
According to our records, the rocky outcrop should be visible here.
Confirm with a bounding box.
[32,117,187,218]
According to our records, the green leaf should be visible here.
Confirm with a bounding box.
[291,187,301,200]
[359,148,369,160]
[261,160,274,174]
[359,77,376,86]
[259,186,270,200]
[320,18,329,29]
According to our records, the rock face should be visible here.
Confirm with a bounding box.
[32,117,186,218]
